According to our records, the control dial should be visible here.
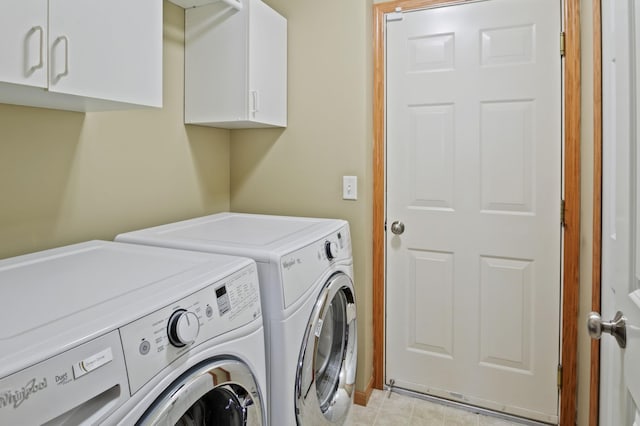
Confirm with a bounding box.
[325,240,338,260]
[167,309,200,347]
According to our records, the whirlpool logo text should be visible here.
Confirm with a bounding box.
[282,257,301,270]
[0,378,47,409]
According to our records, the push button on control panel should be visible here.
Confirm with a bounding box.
[139,340,151,355]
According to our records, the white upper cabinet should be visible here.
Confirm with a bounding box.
[185,0,287,128]
[0,0,162,112]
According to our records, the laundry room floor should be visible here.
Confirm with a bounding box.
[345,389,529,426]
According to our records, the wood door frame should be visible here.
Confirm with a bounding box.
[372,1,582,425]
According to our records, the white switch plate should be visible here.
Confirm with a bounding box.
[343,176,357,200]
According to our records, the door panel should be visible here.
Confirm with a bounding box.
[599,0,640,423]
[385,0,562,422]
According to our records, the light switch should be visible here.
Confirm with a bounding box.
[343,176,357,200]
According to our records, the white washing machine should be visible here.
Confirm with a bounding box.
[0,240,267,425]
[116,213,357,425]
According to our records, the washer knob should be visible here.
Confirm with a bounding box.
[325,241,338,260]
[167,309,200,347]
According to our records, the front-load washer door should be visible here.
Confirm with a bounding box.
[136,358,264,426]
[295,272,357,425]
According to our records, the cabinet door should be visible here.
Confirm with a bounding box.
[185,2,248,125]
[0,0,47,88]
[249,0,286,126]
[48,0,162,107]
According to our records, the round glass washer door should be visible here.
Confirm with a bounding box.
[295,272,357,425]
[137,359,264,426]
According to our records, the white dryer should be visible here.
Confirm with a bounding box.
[0,240,267,425]
[117,213,357,426]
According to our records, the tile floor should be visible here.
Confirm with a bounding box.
[345,390,525,426]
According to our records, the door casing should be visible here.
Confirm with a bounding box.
[372,1,582,425]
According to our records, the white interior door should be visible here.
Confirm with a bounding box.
[385,0,562,422]
[597,0,640,424]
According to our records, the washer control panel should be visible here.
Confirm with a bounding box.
[280,225,352,308]
[119,263,261,394]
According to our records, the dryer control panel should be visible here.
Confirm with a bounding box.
[119,263,261,394]
[280,224,352,309]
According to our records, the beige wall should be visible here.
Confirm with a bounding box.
[0,2,231,260]
[230,0,375,392]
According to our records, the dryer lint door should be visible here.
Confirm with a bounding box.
[295,273,357,425]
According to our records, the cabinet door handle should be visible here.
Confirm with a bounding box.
[55,35,69,80]
[251,90,260,115]
[30,26,44,71]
